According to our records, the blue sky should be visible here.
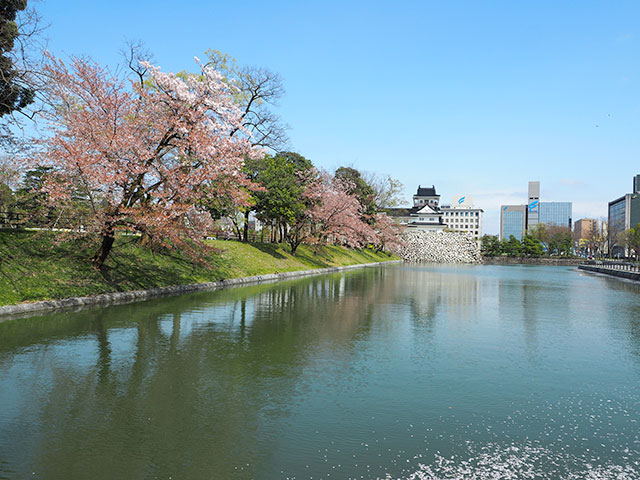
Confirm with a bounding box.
[36,0,640,234]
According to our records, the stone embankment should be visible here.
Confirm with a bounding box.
[578,263,640,282]
[483,257,585,266]
[397,231,481,264]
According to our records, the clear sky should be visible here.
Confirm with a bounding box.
[35,0,640,234]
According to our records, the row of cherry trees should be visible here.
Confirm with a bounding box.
[18,51,403,267]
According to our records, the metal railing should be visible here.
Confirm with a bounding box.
[582,259,640,273]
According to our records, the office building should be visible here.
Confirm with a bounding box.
[539,202,572,229]
[499,180,573,238]
[500,205,527,240]
[441,195,484,239]
[608,174,640,256]
[574,218,598,241]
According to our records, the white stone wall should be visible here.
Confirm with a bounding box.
[395,231,481,264]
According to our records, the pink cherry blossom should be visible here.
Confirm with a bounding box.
[32,54,261,267]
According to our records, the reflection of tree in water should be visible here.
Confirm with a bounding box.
[0,268,401,479]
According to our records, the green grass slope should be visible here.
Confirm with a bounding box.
[0,230,397,306]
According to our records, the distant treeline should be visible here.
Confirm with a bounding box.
[481,225,573,257]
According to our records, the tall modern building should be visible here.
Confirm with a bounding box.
[527,181,540,228]
[499,181,572,239]
[539,202,572,228]
[608,174,640,256]
[500,205,527,240]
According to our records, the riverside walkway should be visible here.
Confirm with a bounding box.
[578,260,640,282]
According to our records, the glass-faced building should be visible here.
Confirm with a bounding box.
[499,181,573,239]
[539,202,572,228]
[607,174,640,256]
[608,197,627,234]
[608,193,640,255]
[500,205,527,240]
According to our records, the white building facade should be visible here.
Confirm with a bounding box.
[440,195,484,240]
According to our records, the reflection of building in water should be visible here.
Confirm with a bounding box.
[392,267,482,323]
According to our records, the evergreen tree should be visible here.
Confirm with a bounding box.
[481,235,502,256]
[1,0,34,117]
[522,234,544,257]
[503,235,523,256]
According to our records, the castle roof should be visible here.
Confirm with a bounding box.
[415,185,438,197]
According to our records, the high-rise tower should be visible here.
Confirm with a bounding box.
[527,181,540,228]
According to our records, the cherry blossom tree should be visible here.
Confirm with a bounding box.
[34,55,259,268]
[306,171,376,249]
[371,212,404,252]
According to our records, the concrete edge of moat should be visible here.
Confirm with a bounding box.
[577,264,640,282]
[0,260,403,319]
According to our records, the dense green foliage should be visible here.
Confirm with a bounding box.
[481,227,572,258]
[0,230,395,306]
[0,0,34,116]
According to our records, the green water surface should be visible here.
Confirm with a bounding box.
[1,264,639,479]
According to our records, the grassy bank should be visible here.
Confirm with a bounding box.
[0,230,397,306]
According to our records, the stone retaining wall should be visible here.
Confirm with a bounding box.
[0,260,402,319]
[578,264,640,282]
[483,256,585,266]
[396,231,481,264]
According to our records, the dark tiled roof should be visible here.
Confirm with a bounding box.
[416,185,437,196]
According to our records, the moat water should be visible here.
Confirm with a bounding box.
[1,264,639,479]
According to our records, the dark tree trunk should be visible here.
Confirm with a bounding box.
[93,232,115,269]
[287,230,301,255]
[140,232,152,247]
[289,236,299,255]
[242,209,250,242]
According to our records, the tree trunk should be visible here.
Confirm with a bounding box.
[140,231,152,247]
[289,235,299,255]
[243,209,250,242]
[230,216,242,241]
[93,232,115,269]
[287,229,300,255]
